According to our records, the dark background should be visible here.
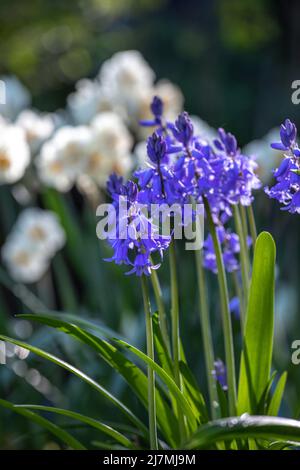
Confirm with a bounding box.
[0,0,300,144]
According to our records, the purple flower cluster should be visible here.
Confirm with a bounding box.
[265,119,300,214]
[105,176,171,276]
[105,96,261,276]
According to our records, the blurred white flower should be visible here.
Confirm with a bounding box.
[16,109,55,152]
[243,128,283,184]
[67,78,115,125]
[87,112,133,186]
[0,124,30,184]
[154,80,184,120]
[134,141,148,169]
[0,115,8,127]
[2,234,49,283]
[0,76,31,121]
[2,208,66,283]
[37,125,93,191]
[191,115,217,141]
[14,208,66,255]
[133,80,184,137]
[99,51,155,102]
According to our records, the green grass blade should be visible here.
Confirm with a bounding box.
[115,338,198,429]
[152,312,173,377]
[16,405,134,449]
[267,372,287,416]
[237,232,276,414]
[184,415,300,449]
[0,399,86,450]
[17,313,179,446]
[0,334,147,437]
[18,311,124,340]
[179,361,208,424]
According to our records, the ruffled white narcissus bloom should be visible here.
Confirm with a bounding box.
[37,125,93,192]
[67,78,115,125]
[0,124,30,184]
[16,109,55,152]
[0,76,31,121]
[133,80,184,137]
[87,112,133,186]
[99,51,155,102]
[2,234,49,283]
[1,208,66,283]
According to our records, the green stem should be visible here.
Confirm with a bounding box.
[169,241,180,382]
[150,270,171,354]
[233,205,250,328]
[203,197,237,415]
[169,240,186,441]
[141,276,158,450]
[240,205,248,243]
[194,248,218,419]
[232,271,244,333]
[247,205,257,246]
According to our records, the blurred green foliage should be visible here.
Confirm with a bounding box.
[0,0,299,143]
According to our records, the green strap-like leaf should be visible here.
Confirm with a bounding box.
[0,334,147,438]
[18,311,123,341]
[16,405,134,449]
[267,372,287,416]
[179,361,208,424]
[17,314,179,447]
[184,415,300,449]
[115,338,198,429]
[0,399,86,450]
[237,232,276,414]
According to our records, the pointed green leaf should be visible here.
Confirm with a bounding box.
[0,399,85,450]
[267,372,287,416]
[237,232,276,414]
[18,313,179,446]
[0,334,147,437]
[115,338,198,429]
[16,405,134,449]
[185,415,300,449]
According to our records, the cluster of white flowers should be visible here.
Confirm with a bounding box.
[0,51,184,192]
[0,122,30,184]
[0,52,279,193]
[68,51,184,135]
[2,208,66,283]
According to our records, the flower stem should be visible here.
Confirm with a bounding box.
[169,239,186,441]
[141,275,158,450]
[169,241,180,381]
[240,205,248,243]
[150,269,171,354]
[232,271,244,333]
[194,248,218,419]
[203,197,237,415]
[233,205,250,328]
[247,205,257,246]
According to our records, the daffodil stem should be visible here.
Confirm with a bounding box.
[195,248,218,419]
[169,240,186,441]
[150,269,171,354]
[141,275,158,450]
[204,197,237,416]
